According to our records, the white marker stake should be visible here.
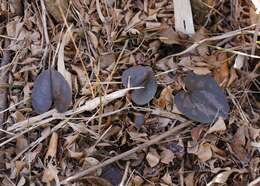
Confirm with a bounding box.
[173,0,195,35]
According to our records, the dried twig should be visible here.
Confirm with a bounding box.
[162,25,256,60]
[60,121,192,184]
[57,2,95,97]
[6,88,138,140]
[0,50,11,126]
[40,0,50,65]
[119,161,130,186]
[12,105,130,161]
[248,176,260,186]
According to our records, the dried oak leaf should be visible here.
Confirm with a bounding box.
[122,66,157,105]
[32,69,72,114]
[175,72,229,123]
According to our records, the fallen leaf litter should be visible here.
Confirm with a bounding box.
[0,0,259,185]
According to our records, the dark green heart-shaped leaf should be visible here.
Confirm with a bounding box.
[32,69,52,114]
[175,73,229,123]
[122,66,157,105]
[184,72,225,98]
[51,70,72,112]
[32,69,72,114]
[101,164,123,186]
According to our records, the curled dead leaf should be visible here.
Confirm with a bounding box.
[207,117,226,134]
[156,86,173,110]
[146,148,160,167]
[206,169,237,186]
[42,165,59,184]
[197,142,212,161]
[159,28,181,45]
[45,0,72,22]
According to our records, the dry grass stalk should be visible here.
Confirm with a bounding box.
[61,121,192,184]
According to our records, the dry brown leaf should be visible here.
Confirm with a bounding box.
[125,11,142,32]
[184,172,195,186]
[230,143,250,164]
[16,135,28,155]
[6,17,23,38]
[42,164,59,184]
[160,148,175,164]
[146,148,160,167]
[88,31,99,48]
[64,133,79,148]
[230,126,250,164]
[156,86,173,110]
[132,175,144,186]
[45,132,58,162]
[25,144,43,164]
[213,61,229,86]
[146,22,161,30]
[227,68,238,87]
[100,53,116,69]
[210,144,226,157]
[187,141,199,154]
[67,148,83,159]
[71,64,87,88]
[45,0,71,22]
[17,176,26,186]
[159,28,181,45]
[249,127,260,140]
[191,125,205,141]
[250,7,258,24]
[197,142,212,161]
[207,117,226,134]
[10,0,23,16]
[206,169,236,186]
[15,161,26,176]
[161,172,172,185]
[233,126,246,146]
[82,157,102,176]
[128,131,148,142]
[192,28,209,56]
[190,66,211,75]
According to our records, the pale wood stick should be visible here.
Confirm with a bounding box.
[161,25,256,60]
[173,0,195,35]
[61,121,192,184]
[7,88,135,132]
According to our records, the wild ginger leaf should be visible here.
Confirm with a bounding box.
[51,69,72,112]
[122,66,157,105]
[175,73,229,123]
[32,69,53,114]
[32,69,72,114]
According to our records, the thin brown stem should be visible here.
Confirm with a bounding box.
[61,121,192,184]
